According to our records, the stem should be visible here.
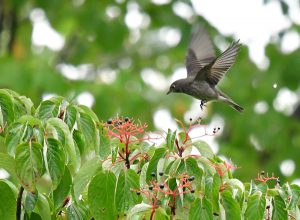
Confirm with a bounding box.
[125,142,130,169]
[150,209,155,220]
[170,194,176,217]
[16,186,24,220]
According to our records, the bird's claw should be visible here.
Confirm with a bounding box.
[200,100,206,110]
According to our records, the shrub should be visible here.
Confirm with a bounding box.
[0,89,298,219]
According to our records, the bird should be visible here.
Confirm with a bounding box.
[167,25,244,112]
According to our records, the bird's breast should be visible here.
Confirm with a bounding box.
[186,81,218,101]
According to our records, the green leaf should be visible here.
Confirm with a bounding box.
[73,130,85,156]
[193,140,214,158]
[76,105,99,123]
[128,203,152,218]
[178,131,192,147]
[289,184,300,209]
[77,112,99,154]
[115,169,142,214]
[53,166,71,212]
[168,158,182,176]
[19,96,34,115]
[212,173,220,213]
[189,198,212,220]
[146,148,166,182]
[64,105,77,130]
[67,201,89,220]
[166,129,176,151]
[0,89,15,126]
[46,138,65,189]
[24,212,42,220]
[154,207,169,220]
[34,194,51,220]
[99,126,111,159]
[245,191,266,220]
[73,157,101,202]
[88,171,116,220]
[0,180,16,219]
[272,195,288,220]
[17,115,42,127]
[46,118,79,172]
[12,96,34,119]
[37,100,59,120]
[25,191,39,214]
[204,174,220,214]
[5,122,25,155]
[221,190,241,220]
[184,157,203,189]
[15,142,44,191]
[0,152,17,180]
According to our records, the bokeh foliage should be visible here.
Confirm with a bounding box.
[0,0,300,183]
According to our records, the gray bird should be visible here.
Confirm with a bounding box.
[167,25,244,112]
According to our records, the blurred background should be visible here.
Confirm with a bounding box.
[0,0,300,183]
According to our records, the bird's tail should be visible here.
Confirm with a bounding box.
[218,92,244,112]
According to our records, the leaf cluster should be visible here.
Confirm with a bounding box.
[0,89,299,219]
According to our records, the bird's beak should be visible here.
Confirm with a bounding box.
[166,89,171,95]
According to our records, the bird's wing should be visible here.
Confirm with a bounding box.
[185,25,216,78]
[202,40,241,85]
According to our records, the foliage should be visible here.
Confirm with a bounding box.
[0,89,299,219]
[1,0,300,184]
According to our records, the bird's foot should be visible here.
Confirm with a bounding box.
[200,100,206,110]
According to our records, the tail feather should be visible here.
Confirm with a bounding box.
[227,100,244,112]
[218,91,244,112]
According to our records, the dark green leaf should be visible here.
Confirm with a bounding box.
[0,89,15,126]
[46,118,79,172]
[272,195,288,220]
[189,198,212,220]
[221,190,241,220]
[73,130,85,156]
[53,166,71,212]
[15,142,44,191]
[46,138,65,189]
[184,157,203,189]
[37,100,59,120]
[289,184,300,209]
[5,122,25,155]
[77,112,99,154]
[115,169,142,214]
[64,105,77,130]
[245,191,266,220]
[146,148,166,182]
[67,201,89,220]
[88,171,116,220]
[168,158,182,176]
[25,191,39,214]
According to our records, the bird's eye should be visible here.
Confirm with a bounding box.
[171,84,176,89]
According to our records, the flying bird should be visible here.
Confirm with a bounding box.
[167,25,244,112]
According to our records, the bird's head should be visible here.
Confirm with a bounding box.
[167,80,185,95]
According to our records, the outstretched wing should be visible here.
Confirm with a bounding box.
[202,40,241,85]
[185,25,216,78]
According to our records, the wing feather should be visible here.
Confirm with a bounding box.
[185,25,216,78]
[205,40,241,85]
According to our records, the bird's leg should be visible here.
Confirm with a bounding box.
[200,100,206,110]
